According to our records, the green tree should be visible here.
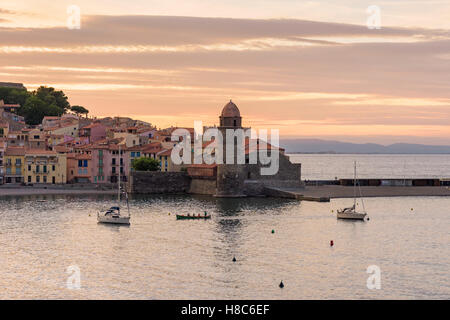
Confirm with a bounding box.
[20,96,63,125]
[132,157,160,171]
[0,87,30,106]
[71,105,89,117]
[34,86,70,113]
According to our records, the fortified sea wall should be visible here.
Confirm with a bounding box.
[128,171,191,194]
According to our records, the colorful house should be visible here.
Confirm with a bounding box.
[0,140,5,184]
[91,143,130,183]
[79,122,107,143]
[157,148,173,172]
[67,153,92,183]
[24,149,67,184]
[4,146,25,184]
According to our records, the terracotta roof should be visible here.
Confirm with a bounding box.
[54,146,71,153]
[25,149,57,155]
[5,147,25,156]
[81,123,102,129]
[157,149,172,156]
[245,138,284,154]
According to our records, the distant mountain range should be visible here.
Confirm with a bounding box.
[280,139,450,154]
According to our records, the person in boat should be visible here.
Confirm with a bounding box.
[204,211,208,216]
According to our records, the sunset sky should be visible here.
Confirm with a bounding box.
[1,0,450,144]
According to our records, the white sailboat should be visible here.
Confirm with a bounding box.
[97,145,131,225]
[337,161,368,221]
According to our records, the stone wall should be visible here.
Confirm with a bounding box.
[245,153,301,183]
[129,171,191,194]
[189,178,217,195]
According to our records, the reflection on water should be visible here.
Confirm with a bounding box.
[0,193,448,299]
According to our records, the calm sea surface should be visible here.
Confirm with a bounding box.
[0,193,448,299]
[288,154,450,180]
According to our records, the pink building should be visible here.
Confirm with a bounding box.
[67,153,92,183]
[91,143,130,184]
[79,123,107,144]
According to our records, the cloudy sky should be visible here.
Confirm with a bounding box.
[1,0,450,144]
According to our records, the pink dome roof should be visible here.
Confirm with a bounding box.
[221,100,240,117]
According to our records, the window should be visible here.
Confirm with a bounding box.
[131,152,135,157]
[43,165,47,173]
[15,168,21,175]
[52,176,55,184]
[28,176,31,183]
[78,160,83,167]
[52,165,55,171]
[112,167,116,174]
[137,152,141,157]
[36,176,40,183]
[36,165,40,173]
[83,160,88,167]
[43,176,47,183]
[112,158,116,165]
[28,165,31,171]
[120,167,123,174]
[15,159,21,165]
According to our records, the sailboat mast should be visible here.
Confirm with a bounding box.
[354,161,356,208]
[118,144,121,203]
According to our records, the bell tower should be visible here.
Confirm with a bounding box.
[215,100,246,197]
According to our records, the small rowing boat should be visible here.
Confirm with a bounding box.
[176,211,211,220]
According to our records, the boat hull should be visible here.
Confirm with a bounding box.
[176,215,211,220]
[337,212,367,220]
[97,214,130,225]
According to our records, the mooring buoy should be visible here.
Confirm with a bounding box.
[271,229,275,234]
[279,281,284,288]
[232,257,236,262]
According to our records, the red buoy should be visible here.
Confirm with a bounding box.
[330,240,334,246]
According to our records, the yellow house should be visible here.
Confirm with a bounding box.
[157,148,175,172]
[4,146,25,184]
[46,123,79,138]
[24,149,67,184]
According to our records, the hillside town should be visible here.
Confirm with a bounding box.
[0,82,303,199]
[0,91,183,186]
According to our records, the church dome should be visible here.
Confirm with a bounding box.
[221,100,240,118]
